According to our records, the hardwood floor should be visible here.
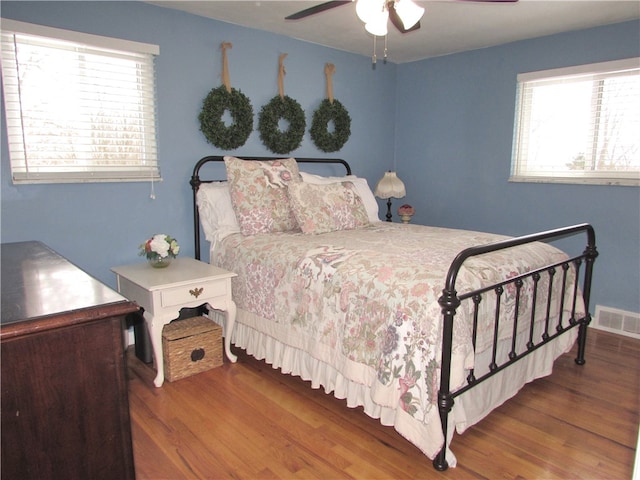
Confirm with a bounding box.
[128,328,639,479]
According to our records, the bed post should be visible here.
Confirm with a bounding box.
[575,225,598,365]
[433,287,461,471]
[190,173,202,261]
[190,156,214,261]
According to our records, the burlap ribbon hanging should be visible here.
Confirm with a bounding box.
[278,53,287,99]
[221,42,233,93]
[324,63,336,104]
[198,41,253,150]
[310,62,351,152]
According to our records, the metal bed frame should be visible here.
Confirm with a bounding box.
[190,155,598,471]
[433,222,597,470]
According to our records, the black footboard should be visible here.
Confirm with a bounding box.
[433,223,598,471]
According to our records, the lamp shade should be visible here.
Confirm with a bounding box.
[374,171,406,199]
[394,0,424,30]
[358,0,389,36]
[356,0,383,24]
[365,9,389,36]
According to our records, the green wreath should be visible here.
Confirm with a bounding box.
[310,99,351,153]
[258,95,306,154]
[199,85,253,150]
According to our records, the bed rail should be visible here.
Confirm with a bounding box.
[433,223,598,471]
[190,155,351,260]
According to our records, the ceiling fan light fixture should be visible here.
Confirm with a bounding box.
[356,0,384,24]
[394,0,425,30]
[365,9,389,36]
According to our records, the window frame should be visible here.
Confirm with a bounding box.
[1,19,161,184]
[510,58,640,187]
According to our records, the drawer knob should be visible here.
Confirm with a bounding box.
[189,287,204,298]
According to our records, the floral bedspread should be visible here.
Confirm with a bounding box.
[211,223,575,428]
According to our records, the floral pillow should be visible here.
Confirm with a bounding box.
[288,181,370,234]
[299,171,380,223]
[224,156,301,235]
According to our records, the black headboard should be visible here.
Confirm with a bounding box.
[190,156,352,260]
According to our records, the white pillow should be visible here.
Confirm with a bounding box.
[299,171,380,223]
[195,182,241,245]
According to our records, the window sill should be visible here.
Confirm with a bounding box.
[509,175,640,187]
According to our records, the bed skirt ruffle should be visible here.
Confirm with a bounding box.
[222,307,578,468]
[227,308,451,463]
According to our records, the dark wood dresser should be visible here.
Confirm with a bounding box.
[1,241,138,480]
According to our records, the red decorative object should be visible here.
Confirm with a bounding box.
[398,204,415,223]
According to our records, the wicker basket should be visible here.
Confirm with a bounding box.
[162,316,222,382]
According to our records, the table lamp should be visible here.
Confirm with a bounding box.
[374,171,406,222]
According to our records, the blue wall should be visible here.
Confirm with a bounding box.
[1,2,638,313]
[0,1,396,282]
[395,20,640,313]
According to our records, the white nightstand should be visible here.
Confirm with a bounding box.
[112,258,237,387]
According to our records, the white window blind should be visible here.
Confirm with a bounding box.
[1,19,160,184]
[511,58,640,186]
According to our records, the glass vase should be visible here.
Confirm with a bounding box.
[148,255,172,268]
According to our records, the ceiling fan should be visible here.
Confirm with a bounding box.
[286,0,518,35]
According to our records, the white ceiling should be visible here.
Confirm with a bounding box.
[146,1,639,64]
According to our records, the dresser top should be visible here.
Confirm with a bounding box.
[1,241,132,330]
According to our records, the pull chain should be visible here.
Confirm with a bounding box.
[383,35,388,64]
[372,35,377,69]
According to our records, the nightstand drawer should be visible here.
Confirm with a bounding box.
[161,279,229,307]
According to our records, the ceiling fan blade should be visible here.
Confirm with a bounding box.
[285,1,352,21]
[388,3,421,34]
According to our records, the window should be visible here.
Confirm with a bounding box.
[511,58,640,186]
[1,19,160,184]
